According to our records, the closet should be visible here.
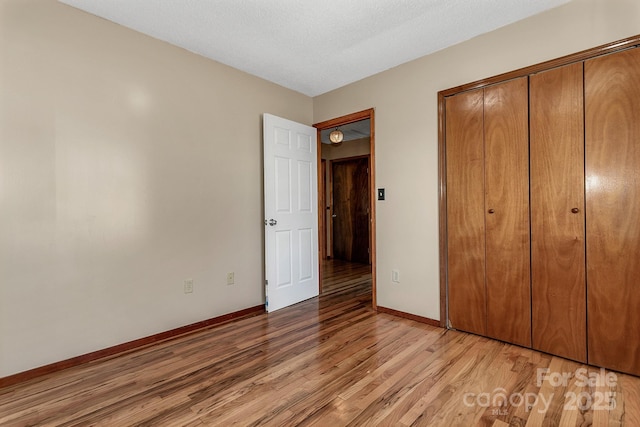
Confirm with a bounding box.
[446,77,531,348]
[442,39,640,376]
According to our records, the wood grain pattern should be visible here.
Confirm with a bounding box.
[439,35,640,340]
[2,260,638,426]
[321,258,372,295]
[320,158,327,260]
[483,77,531,348]
[530,63,587,362]
[0,305,264,389]
[445,88,487,336]
[585,47,640,376]
[332,157,370,264]
[313,109,374,130]
[368,111,377,309]
[438,92,448,327]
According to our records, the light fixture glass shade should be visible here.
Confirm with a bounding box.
[329,129,344,144]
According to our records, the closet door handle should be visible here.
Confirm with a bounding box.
[571,208,580,214]
[488,209,495,214]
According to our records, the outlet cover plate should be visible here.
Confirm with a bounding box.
[391,270,400,283]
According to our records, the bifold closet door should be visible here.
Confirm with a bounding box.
[530,63,586,362]
[586,47,640,376]
[446,79,530,344]
[446,88,486,336]
[483,77,531,347]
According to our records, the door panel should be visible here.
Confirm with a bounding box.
[264,114,319,312]
[586,48,640,375]
[445,89,487,336]
[352,158,370,264]
[332,157,370,264]
[321,159,327,260]
[484,77,531,347]
[530,63,586,362]
[275,230,292,287]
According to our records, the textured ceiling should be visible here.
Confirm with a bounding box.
[320,119,370,144]
[58,0,570,97]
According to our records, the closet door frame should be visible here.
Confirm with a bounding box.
[437,34,640,328]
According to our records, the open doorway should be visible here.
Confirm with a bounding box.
[313,109,376,308]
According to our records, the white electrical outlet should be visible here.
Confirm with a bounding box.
[184,279,194,294]
[226,272,235,285]
[392,270,400,283]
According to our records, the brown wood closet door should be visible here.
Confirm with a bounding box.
[484,77,531,347]
[585,47,640,376]
[530,63,586,362]
[445,88,486,336]
[332,157,370,264]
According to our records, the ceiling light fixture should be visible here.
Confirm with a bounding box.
[329,127,344,144]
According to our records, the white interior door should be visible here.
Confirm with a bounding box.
[263,114,318,312]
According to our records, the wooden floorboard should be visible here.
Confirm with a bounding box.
[1,259,638,426]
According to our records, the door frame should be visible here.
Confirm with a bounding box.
[313,108,376,308]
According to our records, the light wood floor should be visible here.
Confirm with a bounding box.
[1,259,639,426]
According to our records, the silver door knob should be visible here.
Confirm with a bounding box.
[269,219,277,226]
[332,214,337,218]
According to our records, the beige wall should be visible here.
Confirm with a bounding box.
[321,138,370,162]
[2,0,639,379]
[0,0,312,377]
[313,0,640,320]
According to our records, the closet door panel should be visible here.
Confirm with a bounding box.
[484,77,531,347]
[530,63,586,362]
[445,89,487,336]
[586,48,640,375]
